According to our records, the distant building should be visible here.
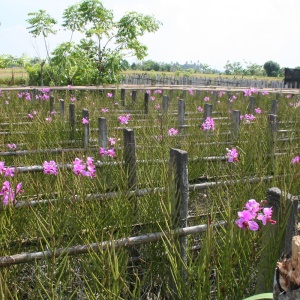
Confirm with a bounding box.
[284,68,300,88]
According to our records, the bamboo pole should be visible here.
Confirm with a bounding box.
[0,221,226,267]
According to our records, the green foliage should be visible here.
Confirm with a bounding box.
[263,60,281,77]
[224,60,244,75]
[26,0,161,85]
[25,63,53,86]
[26,10,57,38]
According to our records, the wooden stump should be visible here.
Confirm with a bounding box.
[274,234,300,299]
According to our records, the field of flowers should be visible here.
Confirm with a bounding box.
[0,86,299,299]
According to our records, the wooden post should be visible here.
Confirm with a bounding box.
[98,117,108,148]
[212,91,218,108]
[162,95,169,113]
[50,95,55,114]
[178,99,185,135]
[196,89,201,101]
[169,148,189,297]
[59,99,64,119]
[268,114,278,159]
[131,90,137,103]
[203,103,213,121]
[82,109,89,148]
[228,93,233,111]
[144,92,150,115]
[69,103,76,140]
[271,99,278,115]
[256,188,298,295]
[123,128,137,190]
[231,110,240,140]
[249,96,255,114]
[121,88,126,106]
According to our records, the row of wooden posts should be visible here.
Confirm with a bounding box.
[0,137,298,299]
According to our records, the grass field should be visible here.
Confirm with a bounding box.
[0,67,282,87]
[0,87,298,298]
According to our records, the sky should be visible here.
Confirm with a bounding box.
[1,0,300,71]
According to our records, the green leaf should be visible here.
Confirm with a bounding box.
[242,293,273,300]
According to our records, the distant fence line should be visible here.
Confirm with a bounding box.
[119,74,292,89]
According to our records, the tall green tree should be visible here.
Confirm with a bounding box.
[26,0,161,85]
[263,60,280,77]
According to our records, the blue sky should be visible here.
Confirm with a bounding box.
[1,0,300,70]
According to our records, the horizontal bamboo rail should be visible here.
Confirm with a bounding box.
[0,221,226,267]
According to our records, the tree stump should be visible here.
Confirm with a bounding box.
[274,233,300,299]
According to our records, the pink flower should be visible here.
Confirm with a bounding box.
[150,96,156,101]
[292,156,300,164]
[188,89,194,96]
[107,93,113,98]
[236,210,259,231]
[118,114,130,125]
[236,199,276,231]
[168,128,178,136]
[244,89,252,97]
[257,207,276,225]
[100,147,116,158]
[70,97,76,102]
[154,89,162,94]
[204,96,210,102]
[101,108,109,113]
[197,106,203,112]
[43,160,58,175]
[146,90,151,94]
[25,93,31,101]
[67,85,72,90]
[4,167,15,177]
[155,104,160,109]
[244,114,255,122]
[261,90,269,95]
[5,101,9,105]
[107,148,116,157]
[73,157,96,177]
[289,102,294,107]
[82,117,89,125]
[0,161,15,177]
[28,114,34,119]
[100,148,107,156]
[218,91,225,97]
[286,94,292,99]
[109,138,116,146]
[0,181,23,205]
[226,147,239,163]
[7,143,17,150]
[254,108,262,114]
[45,117,52,122]
[245,199,261,215]
[201,117,215,131]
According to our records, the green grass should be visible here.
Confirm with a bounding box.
[0,88,298,299]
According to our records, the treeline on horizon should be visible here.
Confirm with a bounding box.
[1,53,298,78]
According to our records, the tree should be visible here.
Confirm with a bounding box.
[263,60,280,77]
[26,0,161,85]
[223,60,244,75]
